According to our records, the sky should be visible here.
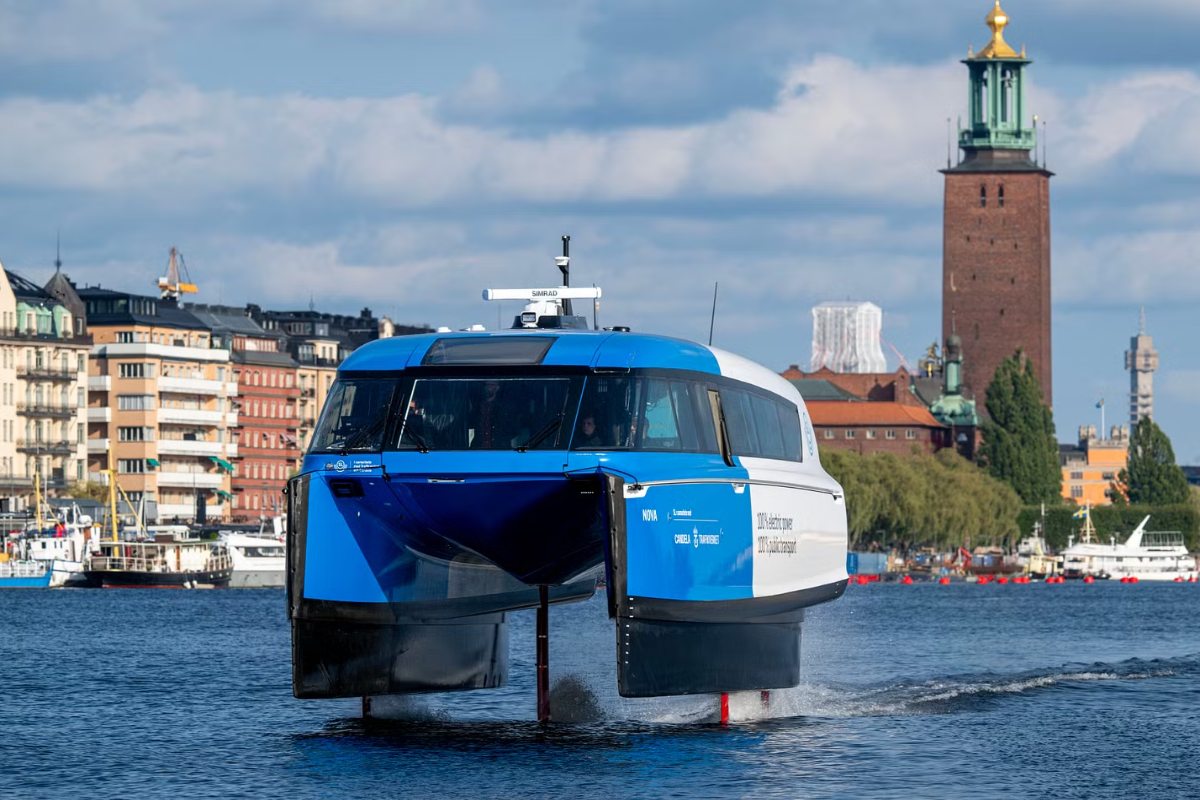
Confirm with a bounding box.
[0,0,1197,461]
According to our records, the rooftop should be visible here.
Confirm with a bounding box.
[805,399,944,428]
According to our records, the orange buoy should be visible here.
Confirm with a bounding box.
[997,576,1009,585]
[939,576,951,585]
[1083,575,1094,584]
[901,575,914,585]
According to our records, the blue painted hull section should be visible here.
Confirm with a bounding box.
[0,573,53,589]
[623,482,753,602]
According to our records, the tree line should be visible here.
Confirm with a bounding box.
[822,351,1195,551]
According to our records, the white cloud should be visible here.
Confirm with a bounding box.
[1057,228,1200,305]
[0,57,964,206]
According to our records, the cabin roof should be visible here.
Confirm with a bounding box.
[336,330,798,403]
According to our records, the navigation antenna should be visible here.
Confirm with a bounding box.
[484,242,601,330]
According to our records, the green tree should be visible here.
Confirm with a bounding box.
[978,352,1061,504]
[66,481,108,502]
[1118,418,1190,505]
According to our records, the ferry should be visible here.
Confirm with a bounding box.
[286,254,848,717]
[1062,513,1197,582]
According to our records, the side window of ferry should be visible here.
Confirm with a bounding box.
[720,387,801,461]
[638,378,681,450]
[310,379,397,452]
[671,380,718,452]
[721,388,759,456]
[575,376,716,452]
[750,394,786,459]
[777,403,803,461]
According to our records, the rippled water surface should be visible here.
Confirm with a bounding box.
[2,582,1198,799]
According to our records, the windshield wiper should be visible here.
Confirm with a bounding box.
[338,417,388,453]
[400,424,431,453]
[516,414,563,452]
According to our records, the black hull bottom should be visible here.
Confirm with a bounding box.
[87,570,232,588]
[293,615,509,698]
[617,617,802,698]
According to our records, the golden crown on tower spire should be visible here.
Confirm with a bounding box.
[974,0,1020,59]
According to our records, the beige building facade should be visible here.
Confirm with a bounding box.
[0,266,90,513]
[80,288,236,523]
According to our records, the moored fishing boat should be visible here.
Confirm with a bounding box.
[85,532,233,588]
[287,244,849,718]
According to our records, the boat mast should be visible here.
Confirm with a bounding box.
[34,466,43,534]
[107,445,119,542]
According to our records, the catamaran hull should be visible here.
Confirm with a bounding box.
[287,462,847,699]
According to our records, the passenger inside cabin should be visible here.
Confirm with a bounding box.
[575,413,604,448]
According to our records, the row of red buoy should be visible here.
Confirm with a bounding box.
[853,573,1200,585]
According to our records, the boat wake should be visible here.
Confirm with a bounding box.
[766,654,1193,721]
[347,655,1196,728]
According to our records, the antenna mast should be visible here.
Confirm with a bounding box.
[557,235,572,316]
[708,282,719,346]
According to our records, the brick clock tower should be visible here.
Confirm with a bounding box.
[942,1,1052,408]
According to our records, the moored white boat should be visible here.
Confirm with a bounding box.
[1062,513,1197,582]
[222,529,285,588]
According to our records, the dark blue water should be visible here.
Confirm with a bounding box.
[2,582,1198,799]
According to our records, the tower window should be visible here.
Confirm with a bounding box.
[980,185,987,208]
[999,185,1005,207]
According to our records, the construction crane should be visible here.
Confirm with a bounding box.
[880,335,912,372]
[156,246,198,300]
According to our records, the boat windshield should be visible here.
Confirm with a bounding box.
[396,376,582,451]
[310,379,399,453]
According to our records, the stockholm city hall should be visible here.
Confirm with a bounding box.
[942,1,1053,408]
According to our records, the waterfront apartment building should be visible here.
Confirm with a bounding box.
[0,267,90,512]
[1060,425,1129,506]
[78,286,236,523]
[189,305,301,521]
[249,307,431,450]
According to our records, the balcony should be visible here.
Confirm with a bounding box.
[0,327,91,346]
[154,471,225,490]
[88,407,112,423]
[300,386,316,398]
[17,440,74,456]
[155,502,225,522]
[87,439,111,454]
[16,403,78,420]
[95,342,229,363]
[159,376,229,396]
[17,366,78,382]
[158,408,223,426]
[156,439,225,457]
[88,376,111,392]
